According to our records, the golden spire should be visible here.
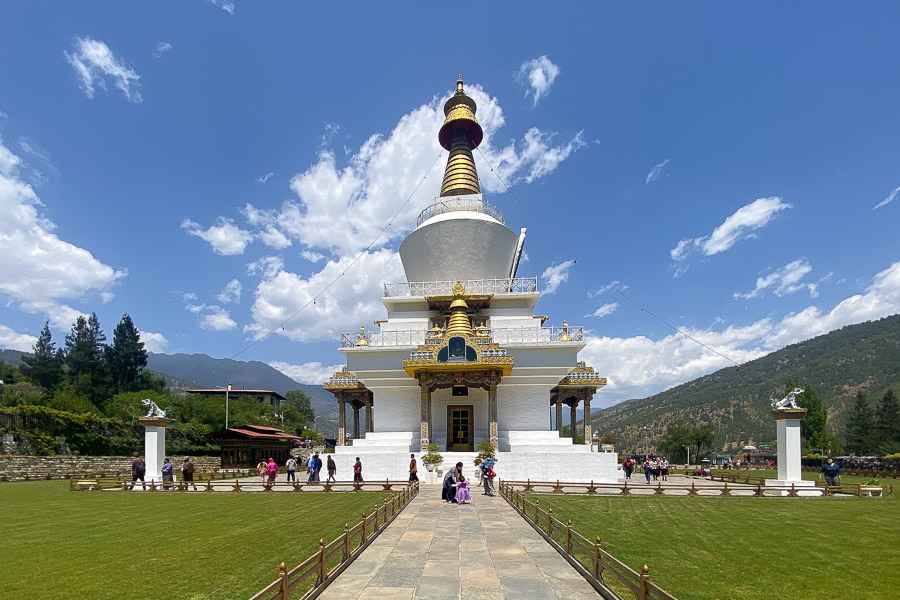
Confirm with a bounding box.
[445,281,473,336]
[439,75,483,197]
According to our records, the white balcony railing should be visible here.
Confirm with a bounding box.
[340,325,583,348]
[383,277,538,298]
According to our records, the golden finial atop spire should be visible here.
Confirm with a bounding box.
[445,281,473,336]
[439,74,483,197]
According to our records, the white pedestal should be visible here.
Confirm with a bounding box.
[765,409,813,494]
[140,417,173,483]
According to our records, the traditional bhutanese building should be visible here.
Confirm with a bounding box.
[323,76,617,482]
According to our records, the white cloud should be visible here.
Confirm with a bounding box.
[246,256,284,278]
[269,360,344,385]
[216,279,242,304]
[154,42,172,57]
[208,0,235,14]
[300,250,326,263]
[182,292,198,301]
[259,226,291,249]
[515,56,561,106]
[255,172,274,184]
[235,84,582,257]
[0,134,126,326]
[872,185,899,211]
[541,260,575,296]
[588,280,623,298]
[587,302,619,318]
[245,249,404,343]
[181,217,253,256]
[64,37,142,103]
[582,260,900,406]
[733,259,815,300]
[141,331,169,353]
[645,158,671,185]
[671,197,792,266]
[0,324,38,351]
[185,303,236,331]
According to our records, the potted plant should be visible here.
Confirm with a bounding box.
[422,443,443,472]
[860,478,883,497]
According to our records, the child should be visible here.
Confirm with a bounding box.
[454,474,471,504]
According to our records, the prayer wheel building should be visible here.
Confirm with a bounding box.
[324,77,617,482]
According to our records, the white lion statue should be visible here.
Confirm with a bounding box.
[771,388,804,410]
[142,398,167,418]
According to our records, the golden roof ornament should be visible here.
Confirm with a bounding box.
[439,74,483,197]
[445,281,473,336]
[558,320,572,342]
[355,325,369,346]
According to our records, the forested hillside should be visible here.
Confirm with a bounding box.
[592,315,900,454]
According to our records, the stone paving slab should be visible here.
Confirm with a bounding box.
[318,485,598,600]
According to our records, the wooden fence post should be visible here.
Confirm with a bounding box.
[317,539,326,585]
[233,479,240,493]
[639,565,650,599]
[593,537,601,579]
[343,524,350,561]
[279,561,290,600]
[534,499,539,523]
[548,508,553,538]
[206,479,212,493]
[722,482,729,497]
[566,520,572,554]
[361,512,367,544]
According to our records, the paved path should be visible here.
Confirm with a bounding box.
[318,484,599,600]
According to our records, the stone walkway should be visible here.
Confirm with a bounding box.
[318,484,599,600]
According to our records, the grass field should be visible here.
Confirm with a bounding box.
[527,493,898,600]
[2,481,397,599]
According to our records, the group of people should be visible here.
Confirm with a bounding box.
[623,456,669,483]
[439,457,496,504]
[260,453,349,484]
[129,454,195,490]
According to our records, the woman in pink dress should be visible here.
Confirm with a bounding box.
[454,475,471,504]
[266,457,278,483]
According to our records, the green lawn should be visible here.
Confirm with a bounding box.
[1,481,397,599]
[527,493,898,600]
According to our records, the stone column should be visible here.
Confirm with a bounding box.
[489,376,499,450]
[364,397,373,433]
[353,404,360,439]
[583,392,593,448]
[420,379,431,451]
[140,417,173,483]
[556,399,564,437]
[766,409,814,490]
[337,398,346,446]
[570,402,578,443]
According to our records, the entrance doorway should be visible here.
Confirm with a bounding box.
[447,405,474,451]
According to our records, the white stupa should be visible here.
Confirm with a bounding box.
[324,76,617,483]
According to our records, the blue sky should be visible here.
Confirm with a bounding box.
[1,3,899,406]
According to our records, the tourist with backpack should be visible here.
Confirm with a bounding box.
[130,454,146,490]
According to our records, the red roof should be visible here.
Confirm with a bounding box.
[207,426,300,441]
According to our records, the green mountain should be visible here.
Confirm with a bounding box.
[591,314,900,455]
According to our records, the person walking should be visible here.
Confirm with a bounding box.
[161,457,175,490]
[130,454,146,490]
[643,458,653,484]
[481,458,495,496]
[454,474,471,504]
[266,457,278,485]
[623,458,634,480]
[661,457,670,482]
[326,455,337,482]
[822,457,841,487]
[442,462,462,503]
[308,453,321,482]
[353,457,363,484]
[257,458,268,484]
[181,457,197,490]
[409,453,418,483]
[285,456,297,482]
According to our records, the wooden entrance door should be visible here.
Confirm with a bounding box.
[447,405,474,451]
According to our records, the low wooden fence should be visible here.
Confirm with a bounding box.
[249,481,419,600]
[499,481,676,600]
[503,478,892,498]
[710,472,893,497]
[71,476,418,494]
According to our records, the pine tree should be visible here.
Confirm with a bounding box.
[64,312,111,409]
[20,322,65,393]
[844,392,875,455]
[105,314,148,394]
[797,384,829,453]
[875,389,900,455]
